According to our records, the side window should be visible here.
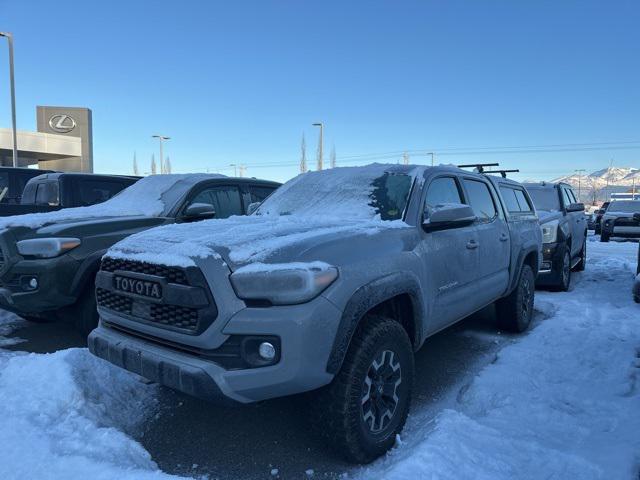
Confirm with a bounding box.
[463,179,497,221]
[187,186,243,219]
[499,186,521,212]
[35,182,60,206]
[78,180,127,206]
[249,186,276,203]
[513,188,533,212]
[568,188,578,204]
[561,187,573,208]
[425,177,462,209]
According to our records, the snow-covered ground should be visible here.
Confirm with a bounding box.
[0,238,638,479]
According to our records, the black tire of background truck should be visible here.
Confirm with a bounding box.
[495,264,535,333]
[573,237,587,272]
[634,295,640,304]
[551,247,572,292]
[600,233,610,242]
[310,315,414,464]
[72,281,99,338]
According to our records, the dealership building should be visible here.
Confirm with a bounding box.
[0,106,93,172]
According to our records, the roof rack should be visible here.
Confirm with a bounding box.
[483,169,520,178]
[457,163,499,173]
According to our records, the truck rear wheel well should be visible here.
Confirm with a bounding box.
[363,294,417,348]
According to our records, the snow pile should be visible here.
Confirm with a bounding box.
[0,174,223,230]
[360,240,640,479]
[0,315,182,480]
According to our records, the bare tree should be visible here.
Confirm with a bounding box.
[330,145,336,168]
[133,152,139,176]
[151,154,157,175]
[165,156,172,174]
[300,133,308,173]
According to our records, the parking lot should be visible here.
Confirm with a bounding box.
[1,235,638,479]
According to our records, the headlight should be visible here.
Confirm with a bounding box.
[541,220,559,243]
[17,238,81,258]
[230,262,338,305]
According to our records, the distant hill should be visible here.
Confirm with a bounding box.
[549,166,639,203]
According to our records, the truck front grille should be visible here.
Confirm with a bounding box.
[97,288,132,315]
[101,258,188,285]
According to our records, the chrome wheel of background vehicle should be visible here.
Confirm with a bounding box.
[361,349,402,433]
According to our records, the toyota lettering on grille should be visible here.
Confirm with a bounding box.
[113,276,162,299]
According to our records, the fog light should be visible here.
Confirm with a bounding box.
[258,342,276,361]
[29,278,38,289]
[20,276,39,291]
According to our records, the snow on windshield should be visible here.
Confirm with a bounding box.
[0,174,223,230]
[607,201,640,213]
[257,164,419,220]
[526,188,560,212]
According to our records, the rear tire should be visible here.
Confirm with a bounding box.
[311,315,414,464]
[495,264,535,333]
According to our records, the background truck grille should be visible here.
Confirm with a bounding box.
[0,247,5,270]
[101,257,188,285]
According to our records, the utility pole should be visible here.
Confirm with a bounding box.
[574,169,585,200]
[300,133,308,173]
[0,32,18,167]
[312,122,323,170]
[229,163,237,176]
[239,165,246,177]
[133,152,139,175]
[152,135,170,174]
[330,145,336,168]
[402,152,409,165]
[428,152,435,167]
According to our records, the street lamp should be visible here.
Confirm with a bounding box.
[574,169,585,200]
[229,163,237,176]
[312,122,323,171]
[152,135,170,174]
[0,32,18,168]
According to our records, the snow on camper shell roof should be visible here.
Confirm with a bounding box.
[0,174,225,230]
[107,164,424,268]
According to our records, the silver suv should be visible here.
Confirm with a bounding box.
[89,164,542,463]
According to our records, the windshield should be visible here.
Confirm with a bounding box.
[256,164,415,221]
[607,201,640,213]
[526,188,561,211]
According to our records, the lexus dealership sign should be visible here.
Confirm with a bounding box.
[48,114,77,133]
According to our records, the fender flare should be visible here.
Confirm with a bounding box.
[325,271,424,375]
[69,250,107,297]
[509,243,541,293]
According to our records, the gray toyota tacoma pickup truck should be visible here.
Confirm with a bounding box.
[89,164,542,463]
[0,174,279,335]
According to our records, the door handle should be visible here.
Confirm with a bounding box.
[499,233,509,242]
[466,240,479,249]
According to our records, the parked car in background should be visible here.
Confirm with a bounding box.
[0,172,140,217]
[0,167,56,206]
[0,174,280,336]
[600,200,640,242]
[586,211,597,230]
[524,182,586,291]
[594,201,610,234]
[89,164,541,463]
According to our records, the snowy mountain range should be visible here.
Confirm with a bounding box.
[552,166,640,190]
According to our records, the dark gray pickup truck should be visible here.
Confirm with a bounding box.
[90,164,542,463]
[0,174,279,335]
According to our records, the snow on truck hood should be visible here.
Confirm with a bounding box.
[0,174,224,231]
[107,164,422,268]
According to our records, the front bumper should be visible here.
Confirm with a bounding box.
[90,296,342,404]
[0,254,79,314]
[601,219,640,239]
[536,241,564,284]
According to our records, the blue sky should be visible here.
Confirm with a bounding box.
[1,0,639,182]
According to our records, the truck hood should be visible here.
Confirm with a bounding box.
[106,214,413,270]
[537,210,562,224]
[6,216,166,241]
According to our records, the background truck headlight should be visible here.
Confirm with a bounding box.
[230,262,338,305]
[17,238,81,258]
[541,220,559,243]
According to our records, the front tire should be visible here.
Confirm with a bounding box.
[311,316,414,464]
[574,237,587,272]
[72,281,99,338]
[495,264,535,333]
[552,247,572,292]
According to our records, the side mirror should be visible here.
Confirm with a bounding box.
[423,204,477,232]
[183,202,216,220]
[566,202,584,213]
[246,202,261,215]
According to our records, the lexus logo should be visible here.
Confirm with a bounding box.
[48,114,76,133]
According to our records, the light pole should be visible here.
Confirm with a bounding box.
[229,163,237,176]
[0,32,18,168]
[428,152,435,166]
[152,135,170,173]
[574,169,585,200]
[312,122,323,170]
